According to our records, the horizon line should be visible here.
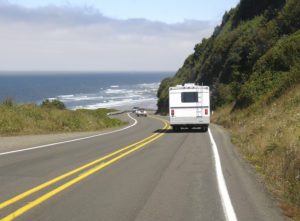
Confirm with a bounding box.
[0,70,176,75]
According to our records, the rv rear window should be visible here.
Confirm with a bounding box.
[181,92,198,103]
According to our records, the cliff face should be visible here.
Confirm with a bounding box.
[157,0,300,113]
[156,0,300,216]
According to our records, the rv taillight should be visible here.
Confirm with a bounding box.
[171,109,175,117]
[205,109,208,115]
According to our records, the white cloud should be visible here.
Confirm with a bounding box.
[0,2,216,71]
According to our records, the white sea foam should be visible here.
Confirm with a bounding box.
[52,81,161,110]
[58,94,74,98]
[138,82,160,88]
[73,98,157,110]
[105,89,128,94]
[59,95,103,102]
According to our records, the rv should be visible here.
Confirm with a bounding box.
[169,83,210,132]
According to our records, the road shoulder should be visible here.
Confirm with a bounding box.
[0,113,133,153]
[210,124,287,221]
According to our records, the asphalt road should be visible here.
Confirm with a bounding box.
[0,113,286,221]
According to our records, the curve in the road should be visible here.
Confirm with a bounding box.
[0,113,137,156]
[0,116,170,221]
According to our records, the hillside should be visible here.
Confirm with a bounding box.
[157,0,299,112]
[0,99,125,136]
[157,0,300,219]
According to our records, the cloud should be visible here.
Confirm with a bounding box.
[0,2,216,71]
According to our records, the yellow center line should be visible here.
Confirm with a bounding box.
[0,116,170,221]
[0,132,159,210]
[1,126,170,221]
[0,116,168,210]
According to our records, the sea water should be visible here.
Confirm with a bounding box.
[0,72,173,110]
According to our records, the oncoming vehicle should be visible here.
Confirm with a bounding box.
[132,107,139,113]
[136,108,147,117]
[169,83,210,132]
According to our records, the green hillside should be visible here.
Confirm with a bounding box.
[157,0,299,113]
[0,99,125,136]
[157,0,300,218]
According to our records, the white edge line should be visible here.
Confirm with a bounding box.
[208,128,238,221]
[0,113,137,156]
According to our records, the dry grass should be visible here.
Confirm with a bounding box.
[213,84,300,220]
[0,104,125,136]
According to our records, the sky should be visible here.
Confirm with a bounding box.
[0,0,239,72]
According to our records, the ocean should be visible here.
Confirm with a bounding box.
[0,72,173,110]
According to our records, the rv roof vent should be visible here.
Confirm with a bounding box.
[184,83,195,87]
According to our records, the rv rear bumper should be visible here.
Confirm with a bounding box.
[170,123,209,128]
[170,116,210,126]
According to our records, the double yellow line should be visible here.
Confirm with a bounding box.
[0,116,170,221]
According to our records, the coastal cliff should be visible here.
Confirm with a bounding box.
[157,0,300,218]
[157,0,299,113]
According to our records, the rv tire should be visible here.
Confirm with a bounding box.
[202,126,208,132]
[172,126,180,132]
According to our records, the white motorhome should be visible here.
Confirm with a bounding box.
[169,83,210,132]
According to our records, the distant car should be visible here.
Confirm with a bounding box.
[136,109,147,117]
[132,107,139,113]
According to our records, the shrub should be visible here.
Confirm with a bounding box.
[2,97,14,107]
[41,99,66,110]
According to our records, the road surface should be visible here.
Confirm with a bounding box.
[0,113,286,221]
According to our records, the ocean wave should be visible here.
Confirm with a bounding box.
[73,98,157,110]
[57,95,104,102]
[48,81,161,110]
[58,94,75,98]
[105,89,128,94]
[137,82,160,90]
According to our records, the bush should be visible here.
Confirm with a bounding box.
[235,30,300,108]
[41,99,66,110]
[156,0,300,113]
[2,97,14,107]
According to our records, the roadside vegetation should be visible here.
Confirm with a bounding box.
[0,98,125,136]
[213,85,300,219]
[157,0,300,219]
